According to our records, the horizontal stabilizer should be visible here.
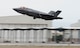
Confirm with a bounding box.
[54,17,63,19]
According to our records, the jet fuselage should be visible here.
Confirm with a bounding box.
[13,7,63,20]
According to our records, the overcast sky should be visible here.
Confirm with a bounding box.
[0,0,80,27]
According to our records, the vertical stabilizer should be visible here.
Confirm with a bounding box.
[54,10,61,17]
[48,11,55,16]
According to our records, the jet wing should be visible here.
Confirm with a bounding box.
[40,14,53,17]
[39,14,54,20]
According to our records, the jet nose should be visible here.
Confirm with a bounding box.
[13,8,23,13]
[13,8,26,14]
[13,8,19,11]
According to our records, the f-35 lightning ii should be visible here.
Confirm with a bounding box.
[13,7,63,20]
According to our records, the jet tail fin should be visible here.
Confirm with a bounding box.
[54,10,62,17]
[48,10,61,17]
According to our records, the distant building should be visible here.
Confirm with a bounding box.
[50,19,80,43]
[62,20,80,42]
[0,15,52,43]
[71,20,80,27]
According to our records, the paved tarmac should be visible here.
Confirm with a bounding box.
[0,43,80,46]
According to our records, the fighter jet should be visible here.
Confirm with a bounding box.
[13,7,63,20]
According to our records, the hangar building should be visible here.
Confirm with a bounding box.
[0,15,52,43]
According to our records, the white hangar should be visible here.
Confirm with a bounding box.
[0,15,52,43]
[0,15,52,28]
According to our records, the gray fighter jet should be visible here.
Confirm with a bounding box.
[13,7,63,20]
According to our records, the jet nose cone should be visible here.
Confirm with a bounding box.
[13,8,23,13]
[13,8,26,14]
[13,8,19,11]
